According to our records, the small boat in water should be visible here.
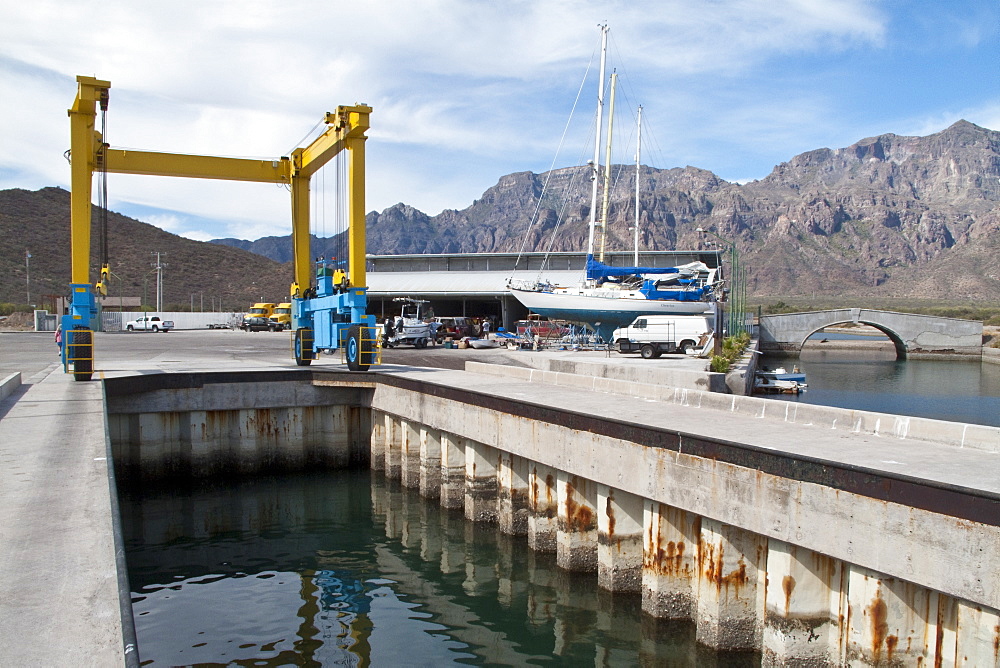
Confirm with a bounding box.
[756,366,807,384]
[754,376,806,394]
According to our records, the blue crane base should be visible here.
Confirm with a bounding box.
[61,283,98,381]
[292,279,375,370]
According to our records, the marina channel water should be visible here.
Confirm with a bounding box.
[760,332,1000,427]
[121,470,759,666]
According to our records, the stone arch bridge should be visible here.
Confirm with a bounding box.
[758,308,983,359]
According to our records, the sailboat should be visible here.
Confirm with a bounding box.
[508,26,717,340]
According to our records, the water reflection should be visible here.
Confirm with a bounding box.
[122,470,757,666]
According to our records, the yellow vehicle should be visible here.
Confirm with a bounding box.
[243,303,276,329]
[269,303,292,331]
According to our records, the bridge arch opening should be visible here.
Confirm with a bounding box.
[800,321,907,359]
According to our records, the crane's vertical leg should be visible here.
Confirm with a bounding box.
[345,133,375,368]
[65,76,109,381]
[346,134,367,290]
[290,171,315,366]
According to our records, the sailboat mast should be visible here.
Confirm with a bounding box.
[586,24,609,261]
[634,104,642,266]
[598,70,617,262]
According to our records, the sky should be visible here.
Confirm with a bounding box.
[1,0,998,242]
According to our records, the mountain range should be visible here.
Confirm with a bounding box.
[2,120,998,308]
[0,187,285,310]
[214,120,1000,301]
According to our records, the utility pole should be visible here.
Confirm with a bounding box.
[151,252,166,313]
[25,249,31,305]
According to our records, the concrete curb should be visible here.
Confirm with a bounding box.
[0,372,21,401]
[465,360,1000,453]
[506,355,727,393]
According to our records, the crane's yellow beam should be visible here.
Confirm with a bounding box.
[296,106,370,178]
[69,75,371,298]
[104,150,291,183]
[290,105,370,291]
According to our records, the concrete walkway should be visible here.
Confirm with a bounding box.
[0,366,128,665]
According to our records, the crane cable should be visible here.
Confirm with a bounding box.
[96,89,111,295]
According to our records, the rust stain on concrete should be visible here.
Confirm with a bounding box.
[563,478,595,532]
[869,589,889,664]
[782,575,795,615]
[698,539,748,596]
[606,491,616,538]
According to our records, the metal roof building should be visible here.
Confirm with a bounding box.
[365,250,721,329]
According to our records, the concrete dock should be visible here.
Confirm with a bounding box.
[1,329,998,665]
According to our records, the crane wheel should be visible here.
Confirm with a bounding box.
[346,324,371,372]
[70,328,93,381]
[294,328,313,367]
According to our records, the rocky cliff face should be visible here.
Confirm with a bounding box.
[216,120,1000,300]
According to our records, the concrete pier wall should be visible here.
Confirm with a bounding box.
[106,376,371,480]
[467,360,1000,454]
[105,371,1000,665]
[366,377,1000,664]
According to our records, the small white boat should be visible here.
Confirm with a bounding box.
[754,377,806,394]
[757,366,807,384]
[467,338,501,349]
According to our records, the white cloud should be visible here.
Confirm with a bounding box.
[4,0,996,242]
[902,102,1000,138]
[142,213,186,234]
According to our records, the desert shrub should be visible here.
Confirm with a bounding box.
[711,333,751,374]
[0,303,33,316]
[710,355,731,373]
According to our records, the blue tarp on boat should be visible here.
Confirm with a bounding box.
[585,257,683,281]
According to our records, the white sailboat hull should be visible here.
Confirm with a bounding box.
[510,285,713,335]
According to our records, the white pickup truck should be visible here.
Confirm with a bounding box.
[125,316,173,332]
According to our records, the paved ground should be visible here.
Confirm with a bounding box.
[0,328,706,381]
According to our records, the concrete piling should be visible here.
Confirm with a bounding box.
[369,410,386,471]
[498,451,529,536]
[845,566,958,666]
[556,472,598,573]
[528,463,558,553]
[439,432,466,510]
[464,439,498,523]
[400,419,421,489]
[418,426,442,499]
[642,502,700,619]
[762,541,846,666]
[694,519,767,651]
[385,414,401,480]
[597,484,643,593]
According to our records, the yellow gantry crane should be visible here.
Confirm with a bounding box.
[66,75,375,380]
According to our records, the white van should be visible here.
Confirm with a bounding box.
[612,315,713,358]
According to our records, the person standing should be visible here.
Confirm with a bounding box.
[383,317,395,348]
